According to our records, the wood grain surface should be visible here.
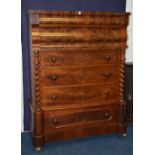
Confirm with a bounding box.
[29,10,129,149]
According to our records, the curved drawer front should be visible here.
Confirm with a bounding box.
[39,12,129,26]
[32,27,126,43]
[43,105,117,132]
[41,84,118,107]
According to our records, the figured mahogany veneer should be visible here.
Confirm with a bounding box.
[41,49,119,67]
[41,83,119,108]
[41,66,118,86]
[29,10,130,149]
[44,105,116,131]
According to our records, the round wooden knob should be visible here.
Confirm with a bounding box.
[104,111,110,118]
[51,57,56,63]
[52,118,58,124]
[52,95,57,100]
[50,75,57,80]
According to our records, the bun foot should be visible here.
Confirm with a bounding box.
[122,133,127,137]
[36,147,42,151]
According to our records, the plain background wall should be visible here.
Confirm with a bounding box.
[126,0,133,62]
[21,0,132,131]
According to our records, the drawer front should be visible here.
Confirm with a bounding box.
[41,67,82,86]
[41,66,118,87]
[43,105,117,132]
[41,84,118,107]
[41,50,83,67]
[35,27,124,43]
[83,50,119,65]
[39,13,129,25]
[41,86,83,107]
[41,50,119,67]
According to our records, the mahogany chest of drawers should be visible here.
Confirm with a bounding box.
[28,10,130,150]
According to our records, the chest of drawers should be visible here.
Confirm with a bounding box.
[29,10,129,150]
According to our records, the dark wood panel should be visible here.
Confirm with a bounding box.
[125,63,133,122]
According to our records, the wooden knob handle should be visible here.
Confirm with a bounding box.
[51,57,56,62]
[52,118,58,124]
[104,111,110,118]
[49,75,57,80]
[52,95,57,100]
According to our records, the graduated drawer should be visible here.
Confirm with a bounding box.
[40,50,119,67]
[41,66,118,86]
[41,83,119,107]
[43,105,117,133]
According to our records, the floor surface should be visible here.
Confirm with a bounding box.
[21,125,133,155]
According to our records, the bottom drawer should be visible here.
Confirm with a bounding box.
[44,123,118,143]
[43,105,118,133]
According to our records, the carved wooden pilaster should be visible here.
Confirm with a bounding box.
[118,49,127,133]
[119,49,125,104]
[34,50,41,112]
[30,12,44,148]
[33,50,43,148]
